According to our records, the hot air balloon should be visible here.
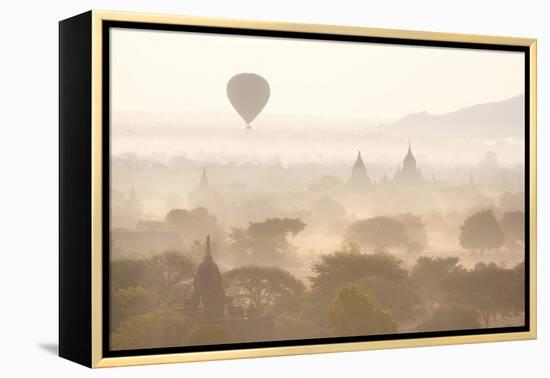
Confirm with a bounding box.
[227,73,270,130]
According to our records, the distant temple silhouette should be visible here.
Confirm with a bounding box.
[199,167,210,191]
[125,186,144,220]
[392,140,425,187]
[348,151,372,190]
[111,186,145,228]
[189,168,224,212]
[183,236,274,341]
[347,142,425,191]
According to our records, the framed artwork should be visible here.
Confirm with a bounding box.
[59,10,537,368]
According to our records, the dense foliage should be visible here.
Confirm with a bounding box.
[328,284,398,336]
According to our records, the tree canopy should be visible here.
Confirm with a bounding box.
[310,246,409,297]
[224,265,305,315]
[145,251,195,300]
[416,304,481,332]
[111,251,195,313]
[311,196,347,220]
[112,310,191,350]
[111,258,150,290]
[441,262,523,327]
[228,217,306,265]
[328,284,397,336]
[111,251,194,296]
[165,207,224,245]
[459,209,504,253]
[357,275,422,323]
[411,256,465,301]
[111,286,157,330]
[344,216,408,253]
[393,213,428,254]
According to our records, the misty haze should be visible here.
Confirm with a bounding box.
[108,28,526,350]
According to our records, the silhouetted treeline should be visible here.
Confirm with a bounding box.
[110,242,524,349]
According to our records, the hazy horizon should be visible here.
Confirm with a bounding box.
[110,28,524,166]
[111,28,524,120]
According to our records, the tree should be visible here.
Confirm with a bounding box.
[224,266,305,315]
[306,244,407,329]
[500,211,525,246]
[146,251,195,301]
[393,214,428,254]
[441,262,523,327]
[411,256,465,301]
[416,304,481,332]
[165,207,224,245]
[510,262,525,312]
[310,246,409,297]
[357,276,422,323]
[111,258,149,290]
[228,218,306,265]
[112,310,192,350]
[459,209,504,253]
[344,216,408,253]
[311,196,347,220]
[111,252,195,306]
[328,284,397,337]
[186,324,237,346]
[111,286,157,330]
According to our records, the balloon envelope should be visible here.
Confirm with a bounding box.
[227,73,270,127]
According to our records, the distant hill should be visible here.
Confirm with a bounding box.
[383,95,525,139]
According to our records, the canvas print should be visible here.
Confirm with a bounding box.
[108,27,526,351]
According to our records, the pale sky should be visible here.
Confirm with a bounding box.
[110,27,524,124]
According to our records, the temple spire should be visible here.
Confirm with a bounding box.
[354,151,365,169]
[403,139,416,168]
[199,167,210,190]
[406,139,414,158]
[125,186,143,218]
[349,150,371,188]
[392,139,423,185]
[205,235,212,259]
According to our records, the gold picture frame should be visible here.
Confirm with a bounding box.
[59,10,537,368]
